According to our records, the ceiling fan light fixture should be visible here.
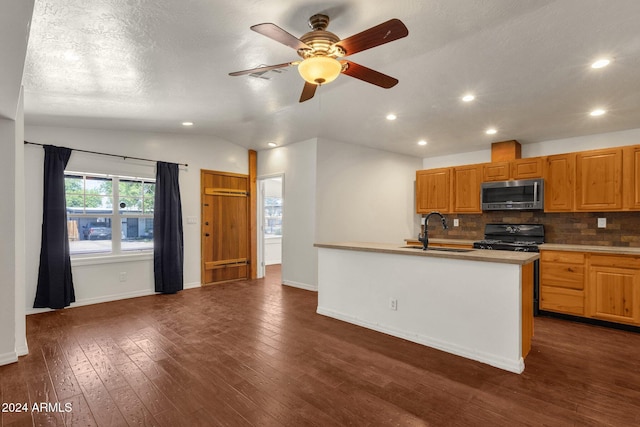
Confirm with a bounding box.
[298,56,342,85]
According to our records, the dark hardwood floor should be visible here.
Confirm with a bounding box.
[2,264,640,426]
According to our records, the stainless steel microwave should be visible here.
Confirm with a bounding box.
[480,178,544,211]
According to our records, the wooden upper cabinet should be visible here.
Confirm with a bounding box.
[576,148,622,211]
[416,168,450,214]
[623,144,640,210]
[452,164,481,213]
[511,157,544,180]
[544,153,575,212]
[482,162,510,182]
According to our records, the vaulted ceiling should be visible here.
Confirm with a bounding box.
[8,0,640,157]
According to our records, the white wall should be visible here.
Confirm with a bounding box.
[14,89,27,356]
[316,138,422,244]
[422,128,640,168]
[422,148,491,169]
[24,125,248,313]
[258,139,317,290]
[0,118,18,365]
[521,128,640,157]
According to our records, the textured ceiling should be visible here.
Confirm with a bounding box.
[15,0,640,157]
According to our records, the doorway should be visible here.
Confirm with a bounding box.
[257,175,283,278]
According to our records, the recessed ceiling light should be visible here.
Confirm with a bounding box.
[418,140,427,146]
[267,142,278,147]
[591,58,611,69]
[590,109,606,116]
[386,113,397,121]
[485,128,497,135]
[182,121,194,126]
[462,94,475,102]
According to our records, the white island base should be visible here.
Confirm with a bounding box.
[316,243,535,374]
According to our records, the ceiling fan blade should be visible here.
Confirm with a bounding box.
[340,61,398,88]
[299,82,317,103]
[335,19,408,56]
[229,62,294,76]
[251,23,311,51]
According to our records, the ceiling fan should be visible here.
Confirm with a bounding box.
[229,14,409,102]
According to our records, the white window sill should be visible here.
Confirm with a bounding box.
[71,251,153,266]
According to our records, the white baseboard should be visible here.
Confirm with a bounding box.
[26,288,156,315]
[0,351,18,367]
[15,341,29,357]
[26,283,204,316]
[282,279,317,292]
[183,282,201,289]
[316,306,524,374]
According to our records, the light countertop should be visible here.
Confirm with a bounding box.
[405,238,640,256]
[315,242,539,265]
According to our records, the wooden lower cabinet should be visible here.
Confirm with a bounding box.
[588,255,640,325]
[540,251,585,315]
[540,250,640,326]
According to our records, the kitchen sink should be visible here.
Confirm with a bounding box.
[400,246,474,253]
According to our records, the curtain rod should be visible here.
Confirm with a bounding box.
[24,141,188,167]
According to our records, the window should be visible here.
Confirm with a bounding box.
[65,172,155,255]
[264,196,282,237]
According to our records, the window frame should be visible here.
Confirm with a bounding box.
[65,171,155,258]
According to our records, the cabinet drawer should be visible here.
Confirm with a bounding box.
[541,263,584,290]
[590,254,640,269]
[540,286,584,315]
[541,250,585,264]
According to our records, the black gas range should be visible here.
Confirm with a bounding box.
[473,223,544,314]
[473,223,544,252]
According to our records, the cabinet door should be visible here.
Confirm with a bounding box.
[452,164,481,213]
[588,266,640,325]
[544,154,575,212]
[482,162,510,182]
[623,145,640,210]
[416,168,450,214]
[511,157,543,180]
[576,148,622,211]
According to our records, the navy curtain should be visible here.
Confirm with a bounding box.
[34,145,75,309]
[153,162,184,293]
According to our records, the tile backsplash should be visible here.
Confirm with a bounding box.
[426,211,640,247]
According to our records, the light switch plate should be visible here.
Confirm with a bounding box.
[187,216,197,224]
[453,219,459,227]
[597,218,607,228]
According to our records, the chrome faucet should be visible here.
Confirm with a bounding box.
[418,211,448,250]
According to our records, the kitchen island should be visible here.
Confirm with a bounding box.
[315,242,539,373]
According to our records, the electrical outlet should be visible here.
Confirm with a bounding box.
[389,298,398,311]
[453,218,460,227]
[597,218,607,229]
[119,272,127,282]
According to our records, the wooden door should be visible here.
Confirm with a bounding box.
[623,144,640,210]
[451,164,481,213]
[201,170,250,285]
[576,148,622,211]
[511,157,543,180]
[544,154,575,212]
[416,168,450,213]
[482,162,510,182]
